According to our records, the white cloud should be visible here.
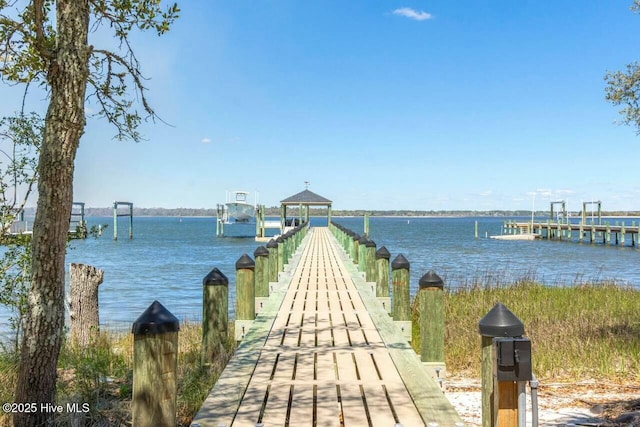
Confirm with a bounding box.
[479,190,492,197]
[392,7,433,21]
[532,189,552,197]
[201,137,212,144]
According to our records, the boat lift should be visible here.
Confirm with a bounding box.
[549,200,566,222]
[582,200,602,225]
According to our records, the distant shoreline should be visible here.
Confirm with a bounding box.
[17,206,640,219]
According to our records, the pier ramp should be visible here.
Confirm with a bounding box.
[192,227,461,426]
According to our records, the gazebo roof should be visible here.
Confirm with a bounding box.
[280,189,332,206]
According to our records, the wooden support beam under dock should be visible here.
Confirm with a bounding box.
[192,227,461,426]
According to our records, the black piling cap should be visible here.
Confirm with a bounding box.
[478,303,525,337]
[391,254,410,270]
[358,235,368,244]
[254,246,269,258]
[365,239,376,248]
[236,253,255,270]
[276,235,284,243]
[419,270,444,290]
[267,239,278,249]
[375,246,391,260]
[203,267,229,287]
[353,233,361,241]
[131,300,179,335]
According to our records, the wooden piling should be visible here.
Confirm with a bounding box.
[132,301,179,427]
[364,239,377,283]
[375,246,390,298]
[364,212,370,238]
[418,271,445,363]
[235,254,255,321]
[255,205,261,238]
[202,267,228,364]
[267,239,278,282]
[276,235,285,272]
[478,303,525,427]
[391,254,411,321]
[254,246,269,298]
[579,223,584,242]
[480,335,494,427]
[352,233,360,265]
[358,235,368,273]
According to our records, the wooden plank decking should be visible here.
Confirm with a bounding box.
[192,227,461,427]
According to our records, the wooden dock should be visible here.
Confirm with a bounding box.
[192,227,461,426]
[503,220,640,247]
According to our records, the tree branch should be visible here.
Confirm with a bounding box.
[32,0,53,60]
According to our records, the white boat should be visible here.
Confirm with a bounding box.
[216,191,257,238]
[225,191,255,222]
[216,191,281,239]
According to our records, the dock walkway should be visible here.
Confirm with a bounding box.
[193,227,461,426]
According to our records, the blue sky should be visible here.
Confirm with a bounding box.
[3,1,640,211]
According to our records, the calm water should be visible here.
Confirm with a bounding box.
[1,215,639,335]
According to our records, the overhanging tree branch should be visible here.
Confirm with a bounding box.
[1,2,180,422]
[604,3,640,134]
[32,0,53,60]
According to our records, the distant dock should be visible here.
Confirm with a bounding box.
[500,219,640,247]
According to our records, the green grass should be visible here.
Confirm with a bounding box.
[413,281,640,381]
[0,322,235,427]
[2,283,639,425]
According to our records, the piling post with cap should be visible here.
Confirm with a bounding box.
[391,254,411,341]
[478,303,526,427]
[254,246,270,313]
[364,239,377,284]
[418,271,446,387]
[346,230,354,259]
[358,235,367,273]
[375,246,391,313]
[201,268,228,364]
[344,229,352,251]
[283,231,292,265]
[276,235,285,273]
[132,300,179,427]
[267,239,278,283]
[352,233,360,264]
[235,253,255,341]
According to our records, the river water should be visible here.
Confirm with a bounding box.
[1,215,638,335]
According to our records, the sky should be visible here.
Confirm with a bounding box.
[2,1,640,211]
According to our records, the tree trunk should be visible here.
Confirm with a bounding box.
[14,2,90,426]
[69,263,104,347]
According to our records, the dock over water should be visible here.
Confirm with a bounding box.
[502,219,640,247]
[192,227,461,426]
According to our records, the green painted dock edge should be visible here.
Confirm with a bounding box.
[191,231,311,427]
[327,232,463,425]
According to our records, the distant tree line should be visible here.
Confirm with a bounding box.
[18,207,640,218]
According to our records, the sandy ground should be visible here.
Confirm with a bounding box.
[445,376,640,426]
